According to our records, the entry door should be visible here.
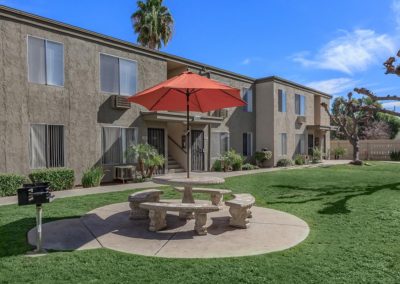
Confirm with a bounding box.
[147,128,165,174]
[307,134,314,155]
[191,130,204,171]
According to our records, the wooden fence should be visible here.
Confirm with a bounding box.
[330,140,400,160]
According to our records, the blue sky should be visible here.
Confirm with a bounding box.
[1,0,400,110]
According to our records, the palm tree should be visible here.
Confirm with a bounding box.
[131,0,174,50]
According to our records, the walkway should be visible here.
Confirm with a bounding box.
[0,160,350,206]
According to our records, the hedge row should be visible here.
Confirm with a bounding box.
[29,168,75,191]
[0,168,75,197]
[0,174,26,197]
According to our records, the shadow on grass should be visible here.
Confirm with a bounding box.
[0,216,80,258]
[269,182,400,215]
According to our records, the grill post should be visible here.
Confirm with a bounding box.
[35,204,45,253]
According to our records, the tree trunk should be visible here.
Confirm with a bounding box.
[351,138,362,165]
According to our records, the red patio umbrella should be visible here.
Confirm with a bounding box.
[128,71,246,178]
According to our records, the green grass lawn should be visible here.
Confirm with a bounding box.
[0,163,399,283]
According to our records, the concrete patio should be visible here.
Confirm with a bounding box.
[27,200,309,258]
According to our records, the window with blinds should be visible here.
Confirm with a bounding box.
[295,94,306,115]
[210,132,230,158]
[280,133,287,155]
[100,54,137,96]
[295,134,305,154]
[30,124,65,169]
[242,132,253,156]
[278,89,287,112]
[242,87,253,112]
[28,36,64,86]
[102,127,138,165]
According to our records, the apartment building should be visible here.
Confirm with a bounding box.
[0,6,331,183]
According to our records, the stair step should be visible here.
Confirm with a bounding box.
[168,164,182,169]
[168,168,185,173]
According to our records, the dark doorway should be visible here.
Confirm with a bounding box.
[147,128,165,174]
[308,134,314,155]
[191,130,204,171]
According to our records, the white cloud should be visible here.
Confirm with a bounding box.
[306,77,357,95]
[293,29,396,74]
[393,0,400,29]
[241,58,251,65]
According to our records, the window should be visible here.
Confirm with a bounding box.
[243,87,253,112]
[30,124,64,168]
[280,133,287,156]
[100,54,137,96]
[278,89,286,112]
[102,127,138,165]
[28,36,64,86]
[295,94,306,115]
[242,132,253,156]
[295,134,305,154]
[210,132,230,158]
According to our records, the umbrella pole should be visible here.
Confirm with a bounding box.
[186,91,190,178]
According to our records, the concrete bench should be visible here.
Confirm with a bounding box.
[173,187,232,206]
[140,202,219,235]
[128,189,163,220]
[225,194,255,229]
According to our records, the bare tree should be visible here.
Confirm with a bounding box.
[353,49,400,116]
[321,93,376,164]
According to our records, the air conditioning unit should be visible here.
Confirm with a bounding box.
[296,116,307,124]
[114,165,135,183]
[111,95,131,110]
[214,109,229,118]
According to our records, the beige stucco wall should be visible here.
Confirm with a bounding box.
[0,17,167,183]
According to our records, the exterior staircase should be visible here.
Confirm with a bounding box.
[167,155,185,173]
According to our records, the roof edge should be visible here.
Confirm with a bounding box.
[256,76,333,98]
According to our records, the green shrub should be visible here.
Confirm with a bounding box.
[312,147,322,163]
[212,159,223,172]
[254,149,273,166]
[390,150,400,161]
[294,154,306,165]
[223,150,244,171]
[29,168,74,191]
[0,173,26,197]
[242,163,258,170]
[81,166,105,188]
[333,146,346,159]
[277,158,293,167]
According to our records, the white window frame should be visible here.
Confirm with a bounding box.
[295,94,306,116]
[243,132,253,156]
[27,35,65,87]
[280,133,287,156]
[29,123,65,169]
[242,87,253,112]
[99,52,138,96]
[101,126,138,166]
[278,89,287,113]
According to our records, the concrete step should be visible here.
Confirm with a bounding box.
[168,168,185,174]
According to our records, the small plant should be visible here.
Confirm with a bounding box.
[333,146,346,159]
[277,158,293,167]
[0,173,26,197]
[312,147,322,163]
[212,159,223,172]
[294,154,306,165]
[242,163,258,170]
[126,143,165,179]
[222,150,244,171]
[390,150,400,161]
[254,149,273,167]
[81,166,105,188]
[29,168,74,191]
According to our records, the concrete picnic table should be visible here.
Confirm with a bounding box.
[152,176,225,218]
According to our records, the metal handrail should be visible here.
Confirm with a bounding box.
[168,135,186,154]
